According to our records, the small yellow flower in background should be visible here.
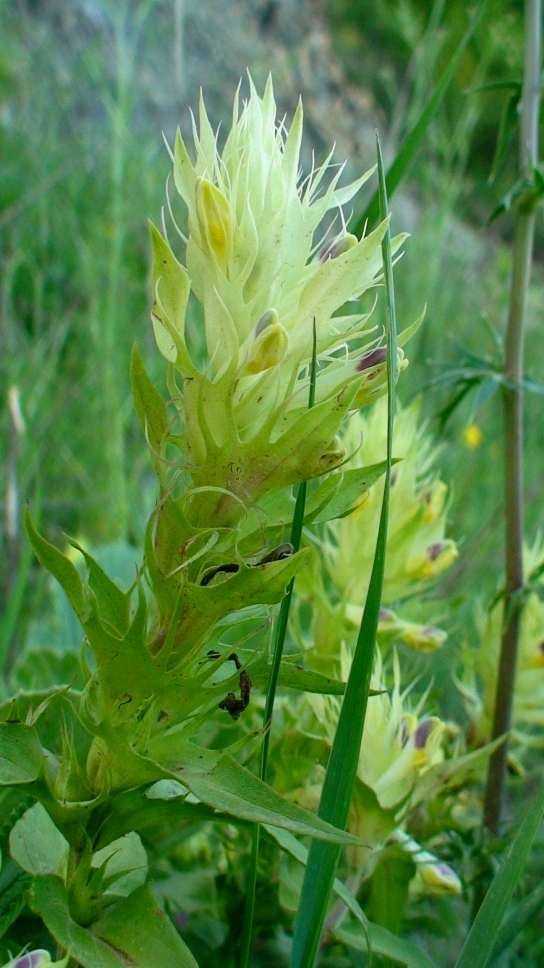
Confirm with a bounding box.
[463,423,483,450]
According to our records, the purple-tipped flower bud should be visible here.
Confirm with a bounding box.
[414,719,434,749]
[318,233,357,263]
[239,310,288,376]
[254,308,278,338]
[356,347,387,372]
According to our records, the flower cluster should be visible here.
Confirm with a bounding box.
[293,398,457,679]
[150,77,407,525]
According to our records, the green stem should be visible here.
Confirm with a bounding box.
[483,0,541,834]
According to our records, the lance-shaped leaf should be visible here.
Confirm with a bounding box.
[130,343,170,484]
[455,782,544,968]
[143,740,371,848]
[24,508,85,622]
[352,0,488,233]
[67,540,132,638]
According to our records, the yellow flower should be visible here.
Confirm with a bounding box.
[463,423,483,450]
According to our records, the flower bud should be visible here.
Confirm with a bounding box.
[239,312,289,375]
[400,622,447,653]
[318,233,357,263]
[407,540,458,581]
[422,480,447,523]
[6,952,70,968]
[417,861,462,896]
[195,177,231,272]
[356,347,387,372]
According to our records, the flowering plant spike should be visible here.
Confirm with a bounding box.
[6,79,420,967]
[151,77,408,524]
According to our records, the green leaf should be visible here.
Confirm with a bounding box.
[352,0,488,233]
[490,878,544,961]
[24,507,85,621]
[289,131,398,968]
[489,88,521,183]
[92,832,148,898]
[130,342,170,484]
[67,539,132,637]
[0,723,44,785]
[0,859,29,940]
[9,803,69,878]
[306,462,390,525]
[335,923,438,968]
[149,741,370,848]
[277,663,346,695]
[265,825,437,968]
[455,783,544,968]
[30,877,198,968]
[366,845,416,934]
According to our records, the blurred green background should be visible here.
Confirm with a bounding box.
[1,0,543,673]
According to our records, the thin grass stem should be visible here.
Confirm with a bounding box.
[483,0,541,835]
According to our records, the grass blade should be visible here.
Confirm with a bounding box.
[490,878,544,961]
[352,0,488,235]
[289,134,397,968]
[239,322,318,967]
[0,485,42,675]
[455,784,544,968]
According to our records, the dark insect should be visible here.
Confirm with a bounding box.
[218,652,252,720]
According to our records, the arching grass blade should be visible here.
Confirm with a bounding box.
[455,784,544,968]
[240,322,318,966]
[289,134,397,968]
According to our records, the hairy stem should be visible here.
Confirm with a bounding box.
[483,0,541,834]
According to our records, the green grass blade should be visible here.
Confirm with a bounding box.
[240,323,318,967]
[289,135,397,968]
[490,878,544,961]
[0,485,42,675]
[352,0,488,235]
[455,784,544,968]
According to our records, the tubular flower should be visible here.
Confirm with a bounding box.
[3,954,69,968]
[392,830,462,897]
[461,538,544,747]
[150,77,408,521]
[326,397,458,607]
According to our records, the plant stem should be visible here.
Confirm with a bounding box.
[483,0,541,834]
